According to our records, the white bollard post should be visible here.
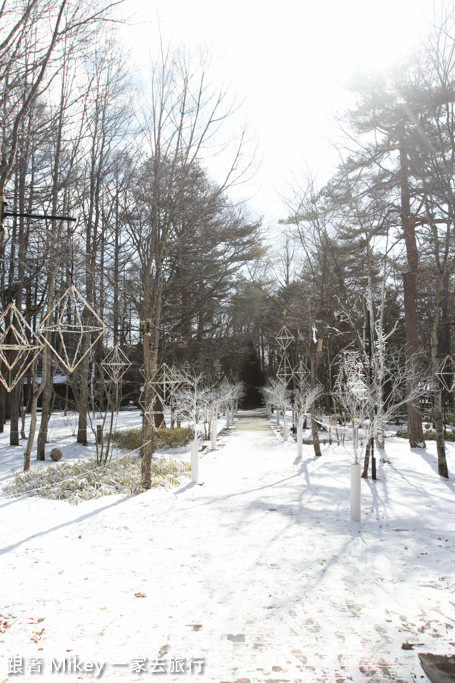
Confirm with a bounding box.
[283,414,289,441]
[276,410,281,427]
[350,462,361,522]
[297,423,302,458]
[191,440,199,483]
[211,419,217,450]
[226,409,230,430]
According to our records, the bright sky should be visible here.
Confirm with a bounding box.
[123,0,436,227]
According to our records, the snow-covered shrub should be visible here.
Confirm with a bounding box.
[3,455,191,504]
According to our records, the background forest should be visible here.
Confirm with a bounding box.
[2,0,455,485]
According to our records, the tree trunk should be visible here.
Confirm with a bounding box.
[310,404,322,457]
[0,386,5,432]
[362,438,371,478]
[37,378,53,460]
[141,303,159,489]
[429,266,449,478]
[310,350,322,457]
[399,137,425,448]
[77,352,89,445]
[23,366,40,471]
[433,389,448,478]
[9,385,21,445]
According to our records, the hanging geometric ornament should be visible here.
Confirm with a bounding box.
[294,358,310,386]
[436,354,455,393]
[138,384,167,430]
[38,285,106,373]
[334,351,359,394]
[333,362,346,397]
[0,303,45,391]
[277,354,294,386]
[181,360,191,377]
[275,325,294,350]
[169,364,182,385]
[101,345,131,384]
[150,362,181,403]
[213,359,224,380]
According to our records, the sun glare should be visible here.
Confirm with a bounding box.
[327,0,428,73]
[123,0,435,219]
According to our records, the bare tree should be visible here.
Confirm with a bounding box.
[122,44,253,488]
[0,0,124,220]
[73,38,132,445]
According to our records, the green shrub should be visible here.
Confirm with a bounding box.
[111,428,142,451]
[395,428,455,441]
[156,427,194,449]
[112,426,194,452]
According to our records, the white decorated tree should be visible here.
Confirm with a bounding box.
[334,349,431,474]
[293,381,323,458]
[261,378,292,440]
[171,372,209,483]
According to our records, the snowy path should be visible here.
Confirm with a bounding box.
[1,410,455,682]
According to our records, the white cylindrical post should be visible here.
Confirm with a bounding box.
[350,462,361,522]
[211,419,217,450]
[191,440,199,483]
[226,409,230,430]
[276,410,281,427]
[283,414,288,441]
[297,423,302,458]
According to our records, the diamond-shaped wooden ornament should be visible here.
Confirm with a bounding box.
[334,356,353,397]
[333,364,345,396]
[150,362,181,401]
[275,325,294,350]
[294,359,310,385]
[213,359,224,380]
[277,354,294,386]
[181,360,191,376]
[0,303,45,391]
[38,285,106,373]
[138,384,168,429]
[101,346,131,384]
[436,355,455,393]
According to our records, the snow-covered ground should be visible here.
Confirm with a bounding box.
[1,409,454,682]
